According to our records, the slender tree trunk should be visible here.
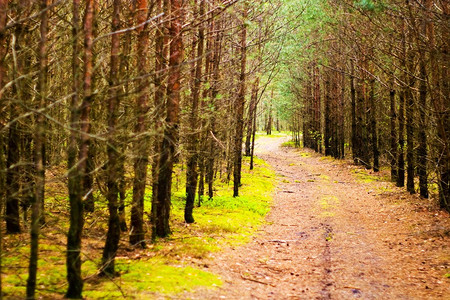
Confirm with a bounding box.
[369,77,379,172]
[437,2,449,211]
[245,77,259,157]
[26,0,48,298]
[397,19,407,188]
[417,55,428,198]
[339,67,345,159]
[118,7,133,233]
[406,47,415,194]
[151,0,168,239]
[397,90,406,187]
[5,5,28,234]
[350,61,357,164]
[66,0,94,297]
[390,79,397,181]
[66,2,82,293]
[185,0,205,223]
[324,73,331,156]
[314,64,321,152]
[155,0,183,237]
[245,78,259,156]
[206,18,222,198]
[0,0,8,296]
[5,116,21,234]
[101,0,121,276]
[233,5,247,197]
[130,0,149,247]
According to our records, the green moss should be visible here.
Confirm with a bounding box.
[255,131,290,140]
[2,155,275,299]
[281,140,296,147]
[319,174,330,181]
[84,258,221,298]
[317,195,340,218]
[351,168,385,183]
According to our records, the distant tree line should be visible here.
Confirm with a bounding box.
[289,0,449,213]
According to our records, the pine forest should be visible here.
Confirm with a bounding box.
[0,0,448,299]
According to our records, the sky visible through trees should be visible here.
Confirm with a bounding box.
[0,0,448,298]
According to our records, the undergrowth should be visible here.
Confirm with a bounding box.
[2,156,275,299]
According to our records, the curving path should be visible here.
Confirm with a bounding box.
[187,136,450,299]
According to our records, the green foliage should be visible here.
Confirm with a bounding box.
[355,0,387,12]
[355,0,375,11]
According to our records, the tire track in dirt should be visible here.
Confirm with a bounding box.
[184,136,450,299]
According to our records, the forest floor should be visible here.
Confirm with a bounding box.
[185,135,450,299]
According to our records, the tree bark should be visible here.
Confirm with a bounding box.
[324,73,331,156]
[151,0,168,240]
[245,77,259,157]
[350,60,357,164]
[26,0,48,297]
[390,78,397,182]
[0,0,8,296]
[101,0,121,276]
[185,0,205,224]
[155,0,183,237]
[130,0,150,247]
[66,0,92,297]
[417,52,428,198]
[233,5,247,197]
[245,78,259,156]
[369,77,379,172]
[405,42,415,194]
[437,2,449,211]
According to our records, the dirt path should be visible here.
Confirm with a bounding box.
[187,136,450,299]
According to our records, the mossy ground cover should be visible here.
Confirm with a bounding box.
[255,131,290,140]
[2,157,275,299]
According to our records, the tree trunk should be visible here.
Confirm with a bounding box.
[339,67,345,159]
[0,0,6,295]
[406,45,415,194]
[151,0,168,240]
[369,77,379,172]
[5,4,30,234]
[130,0,150,247]
[185,0,205,224]
[155,0,183,237]
[245,78,259,156]
[206,18,222,198]
[233,5,247,198]
[437,2,449,211]
[66,0,93,297]
[101,0,121,276]
[5,118,21,234]
[245,77,259,157]
[26,0,48,297]
[314,64,321,152]
[417,55,428,198]
[350,61,357,164]
[397,90,406,187]
[250,103,257,170]
[324,73,331,156]
[390,79,397,182]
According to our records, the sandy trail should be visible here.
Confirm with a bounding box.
[187,136,449,299]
